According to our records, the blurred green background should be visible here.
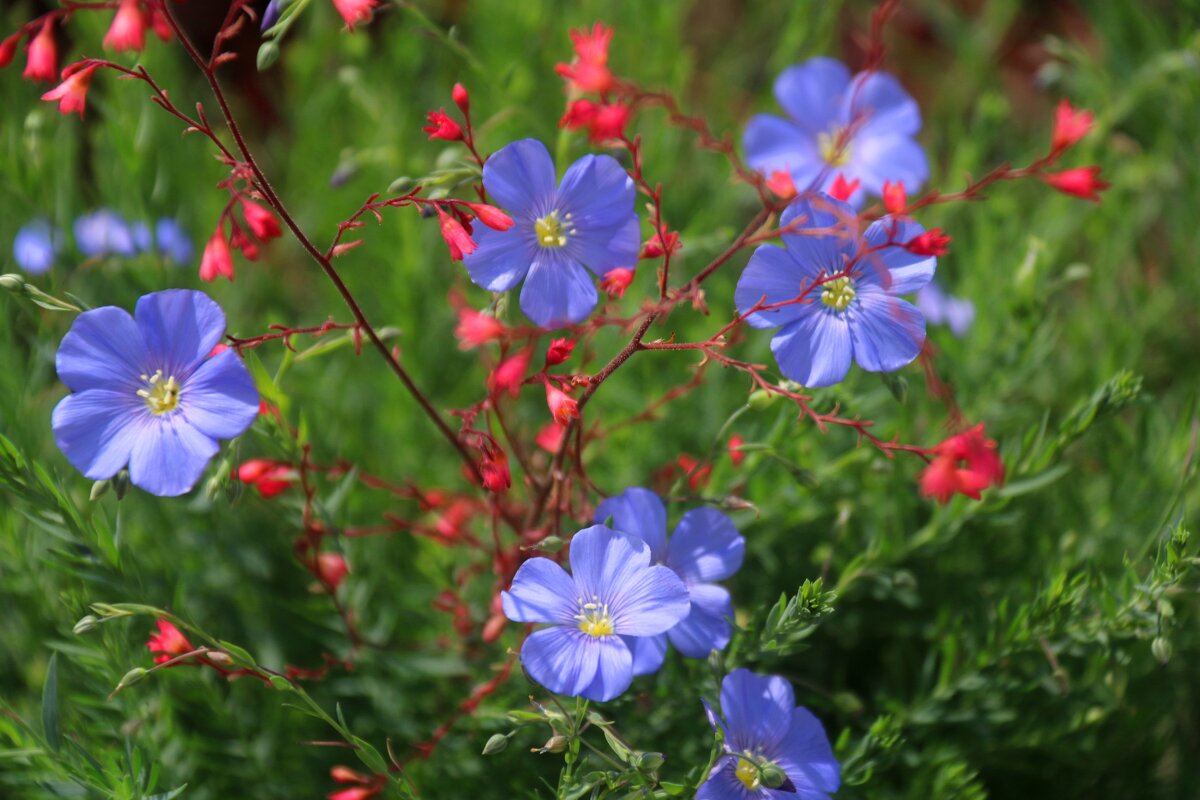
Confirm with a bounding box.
[2,0,1199,798]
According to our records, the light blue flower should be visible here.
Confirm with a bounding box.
[917,281,975,338]
[74,209,136,258]
[13,220,58,274]
[155,219,195,265]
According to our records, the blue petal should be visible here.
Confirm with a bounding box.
[667,508,745,583]
[56,306,149,393]
[578,635,634,702]
[156,219,195,265]
[769,305,853,388]
[131,222,153,254]
[565,213,640,276]
[735,245,818,330]
[502,557,579,625]
[697,757,755,800]
[74,210,136,258]
[609,563,690,637]
[51,390,147,480]
[844,70,921,139]
[848,285,925,373]
[463,223,536,292]
[594,487,669,563]
[945,296,976,338]
[13,221,56,274]
[557,154,636,235]
[773,707,841,798]
[848,133,928,196]
[127,415,219,496]
[860,217,936,294]
[135,290,227,379]
[774,58,852,135]
[179,350,260,440]
[520,626,600,698]
[482,139,557,217]
[622,633,668,677]
[667,583,734,658]
[519,251,598,329]
[720,669,795,753]
[779,194,859,276]
[569,525,651,602]
[743,114,821,185]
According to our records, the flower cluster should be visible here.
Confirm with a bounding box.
[11,212,193,275]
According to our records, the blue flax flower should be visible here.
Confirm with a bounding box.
[52,289,259,497]
[744,57,927,206]
[155,219,195,265]
[699,669,840,800]
[13,220,58,274]
[463,138,639,329]
[594,487,744,675]
[74,209,136,258]
[917,281,974,338]
[735,193,936,388]
[502,524,689,701]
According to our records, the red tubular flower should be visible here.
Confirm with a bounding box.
[600,267,634,298]
[454,307,505,349]
[465,203,513,231]
[535,422,566,453]
[331,0,379,30]
[235,459,294,498]
[829,173,860,202]
[104,0,148,53]
[452,82,470,115]
[146,620,192,664]
[199,226,235,282]
[240,199,282,242]
[488,350,531,397]
[147,5,173,42]
[919,423,1004,504]
[229,225,259,261]
[640,226,681,260]
[1051,100,1094,153]
[423,108,463,141]
[23,21,57,84]
[330,766,372,785]
[1042,166,1109,203]
[728,434,746,467]
[545,383,579,426]
[677,454,712,490]
[41,64,99,118]
[545,338,575,366]
[316,553,350,590]
[905,228,951,257]
[436,206,476,261]
[882,180,907,215]
[479,445,511,493]
[561,100,629,142]
[329,788,381,800]
[560,98,597,128]
[766,170,798,201]
[0,33,20,69]
[555,22,614,94]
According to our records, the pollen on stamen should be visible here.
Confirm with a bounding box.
[534,210,574,249]
[820,276,856,312]
[137,369,182,415]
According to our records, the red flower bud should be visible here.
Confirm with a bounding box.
[199,226,235,282]
[435,206,476,261]
[229,225,259,261]
[728,434,746,467]
[104,0,148,53]
[241,199,282,242]
[882,180,907,215]
[316,553,350,590]
[676,454,712,490]
[904,228,951,257]
[545,338,575,366]
[23,20,57,84]
[452,83,470,115]
[488,350,531,397]
[1041,166,1109,203]
[1051,99,1093,153]
[600,267,634,298]
[235,459,294,498]
[560,99,629,143]
[766,170,797,201]
[640,226,681,260]
[0,33,21,69]
[465,202,513,231]
[423,108,463,141]
[545,383,580,426]
[829,173,860,203]
[331,766,371,785]
[555,22,615,94]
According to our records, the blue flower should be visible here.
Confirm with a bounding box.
[52,289,260,497]
[917,281,974,338]
[462,138,640,329]
[594,487,744,676]
[744,57,928,206]
[155,219,195,265]
[13,220,59,274]
[734,193,936,388]
[74,209,136,258]
[699,669,840,800]
[501,524,689,701]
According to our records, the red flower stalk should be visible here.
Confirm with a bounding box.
[240,199,282,242]
[545,383,580,426]
[423,108,463,141]
[41,64,100,118]
[452,82,470,115]
[829,173,860,202]
[1051,100,1094,153]
[235,459,294,498]
[488,349,531,397]
[919,423,1004,504]
[146,620,192,665]
[555,22,614,94]
[316,553,350,590]
[23,20,58,84]
[600,267,635,298]
[454,307,505,349]
[545,338,575,366]
[0,33,21,69]
[640,225,681,260]
[436,206,476,261]
[331,0,379,30]
[882,180,907,215]
[199,226,235,282]
[104,0,148,53]
[465,202,513,231]
[905,228,951,257]
[767,170,798,201]
[728,434,746,467]
[1042,166,1109,203]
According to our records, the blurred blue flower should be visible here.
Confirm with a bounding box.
[13,220,58,274]
[917,281,975,338]
[734,193,936,387]
[501,524,689,701]
[698,669,840,800]
[155,219,195,265]
[131,221,153,254]
[261,0,284,30]
[463,138,640,328]
[594,487,744,676]
[74,209,137,258]
[744,57,928,207]
[51,289,259,497]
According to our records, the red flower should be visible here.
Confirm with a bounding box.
[640,225,681,260]
[1041,166,1109,203]
[600,267,634,298]
[545,383,580,426]
[545,338,575,366]
[240,199,282,242]
[147,5,173,42]
[676,454,712,491]
[555,22,614,94]
[882,180,907,215]
[479,445,511,493]
[728,434,746,467]
[235,459,294,498]
[1051,100,1093,153]
[488,350,531,397]
[904,228,951,257]
[146,620,192,665]
[560,99,629,142]
[41,64,99,118]
[535,422,566,453]
[435,206,477,261]
[423,108,462,141]
[454,308,505,349]
[0,33,21,69]
[229,225,259,261]
[766,170,797,201]
[104,0,148,53]
[330,0,379,30]
[452,83,470,115]
[327,765,385,800]
[919,423,1004,504]
[828,173,860,203]
[316,553,350,590]
[465,203,513,231]
[23,21,57,84]
[199,226,235,282]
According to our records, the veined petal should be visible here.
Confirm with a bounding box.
[578,635,634,701]
[56,306,148,392]
[594,487,669,563]
[848,133,928,196]
[859,217,936,294]
[520,626,600,698]
[735,244,818,330]
[178,350,259,440]
[463,223,536,292]
[769,306,853,388]
[482,138,558,216]
[569,526,651,605]
[849,286,925,373]
[667,508,745,583]
[743,114,821,181]
[519,251,598,329]
[697,757,755,800]
[127,415,219,497]
[779,194,859,273]
[135,290,226,378]
[720,668,795,753]
[51,389,147,480]
[622,633,668,677]
[773,707,841,798]
[667,583,735,658]
[608,563,689,637]
[502,557,579,625]
[774,58,852,135]
[845,70,921,139]
[557,153,636,232]
[565,213,640,275]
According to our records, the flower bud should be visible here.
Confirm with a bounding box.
[423,108,463,141]
[482,733,509,755]
[73,615,99,635]
[0,274,25,292]
[116,667,147,689]
[766,170,797,201]
[828,173,860,202]
[1152,636,1172,665]
[90,478,111,501]
[882,180,907,215]
[634,752,665,770]
[540,735,569,754]
[758,762,789,789]
[112,469,131,501]
[465,203,514,232]
[545,338,575,366]
[452,83,470,115]
[600,267,634,298]
[747,389,777,410]
[316,552,350,590]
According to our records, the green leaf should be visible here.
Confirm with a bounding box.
[41,653,60,752]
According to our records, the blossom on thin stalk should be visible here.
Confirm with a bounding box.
[502,524,689,701]
[594,487,744,676]
[52,290,260,496]
[147,619,192,664]
[23,20,57,83]
[744,57,928,207]
[698,669,840,800]
[734,192,937,387]
[462,138,639,328]
[41,64,99,117]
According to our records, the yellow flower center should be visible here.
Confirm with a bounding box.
[820,276,856,311]
[575,596,614,637]
[735,758,761,790]
[818,128,852,167]
[137,370,182,415]
[534,210,573,248]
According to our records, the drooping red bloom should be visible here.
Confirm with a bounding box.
[23,21,58,84]
[919,423,1004,504]
[229,225,259,261]
[41,64,100,118]
[454,307,505,349]
[330,0,379,30]
[545,383,579,426]
[327,766,385,800]
[640,225,681,260]
[199,226,235,282]
[828,173,860,203]
[147,4,173,42]
[479,445,511,493]
[905,228,951,257]
[728,434,746,467]
[423,108,462,141]
[240,199,282,242]
[555,22,614,94]
[766,170,797,201]
[560,99,629,142]
[535,422,566,453]
[146,619,192,665]
[316,553,350,590]
[1051,100,1094,153]
[488,350,531,397]
[452,82,470,115]
[882,180,907,215]
[0,33,21,69]
[235,459,294,498]
[465,203,513,231]
[545,338,575,366]
[104,0,148,53]
[600,267,635,298]
[435,206,476,261]
[1041,166,1109,203]
[676,454,712,490]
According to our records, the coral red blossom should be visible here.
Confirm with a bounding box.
[919,423,1004,504]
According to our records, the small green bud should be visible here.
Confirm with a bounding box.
[707,649,725,678]
[758,761,788,789]
[89,479,111,502]
[269,675,293,691]
[1152,636,1172,664]
[73,615,99,635]
[0,274,25,292]
[482,733,509,755]
[117,667,147,690]
[747,389,776,410]
[538,735,568,754]
[634,752,665,770]
[112,469,130,501]
[256,41,281,71]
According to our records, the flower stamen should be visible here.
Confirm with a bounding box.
[820,276,856,311]
[137,369,182,415]
[818,128,852,167]
[575,595,614,637]
[535,210,574,249]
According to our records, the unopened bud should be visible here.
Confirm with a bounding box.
[0,274,24,292]
[89,479,111,501]
[117,667,147,689]
[73,615,99,635]
[112,469,130,501]
[634,752,665,770]
[747,389,776,410]
[452,83,470,115]
[539,735,569,754]
[256,41,280,71]
[1152,636,1172,664]
[206,651,233,665]
[482,733,509,755]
